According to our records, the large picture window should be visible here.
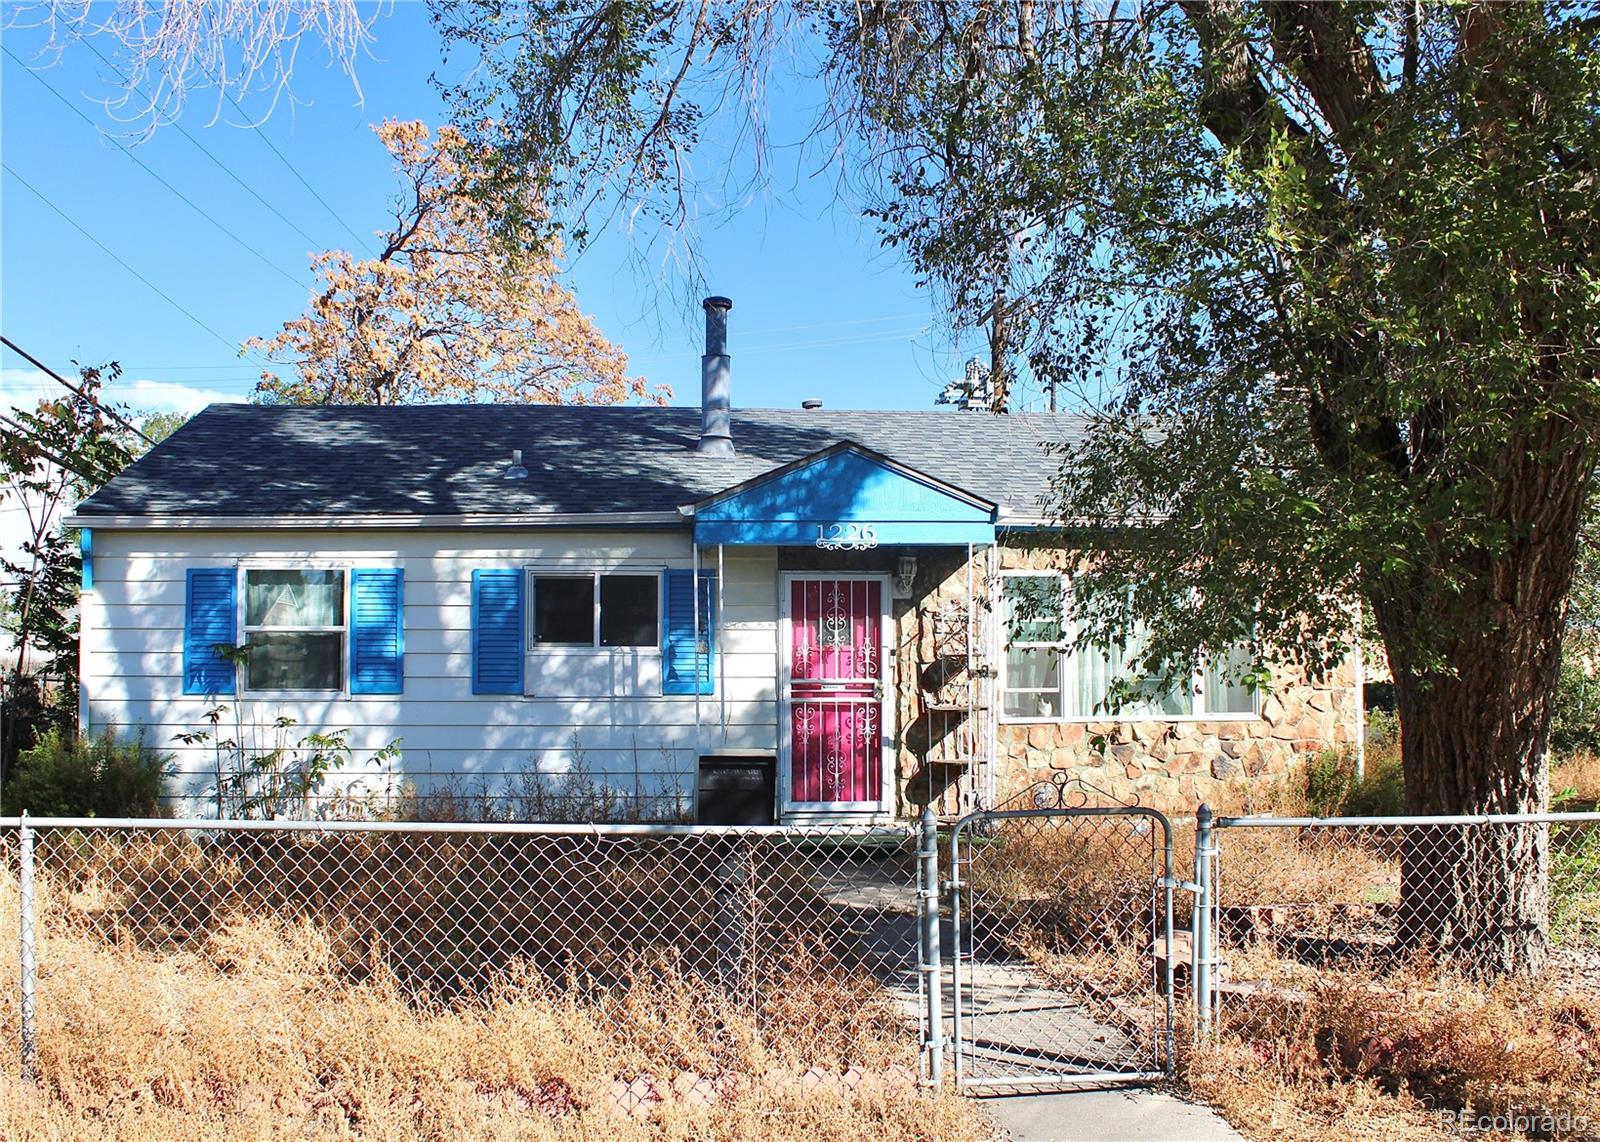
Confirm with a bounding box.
[530,572,659,648]
[242,568,345,691]
[1000,573,1259,721]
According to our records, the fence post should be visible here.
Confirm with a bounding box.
[918,805,944,1086]
[18,811,36,1082]
[712,832,754,994]
[1192,803,1214,1038]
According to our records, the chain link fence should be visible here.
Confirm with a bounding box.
[1,816,930,1114]
[1196,813,1600,1040]
[950,807,1178,1089]
[1,808,1596,1115]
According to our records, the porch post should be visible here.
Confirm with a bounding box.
[1192,804,1216,1037]
[692,542,702,770]
[918,805,944,1085]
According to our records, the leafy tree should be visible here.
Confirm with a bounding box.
[16,1,376,132]
[1,363,137,771]
[1,363,135,681]
[1554,491,1600,755]
[435,1,1600,976]
[249,120,664,406]
[137,410,191,446]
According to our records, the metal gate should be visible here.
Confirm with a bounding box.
[948,807,1179,1090]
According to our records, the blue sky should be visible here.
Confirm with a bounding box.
[0,5,985,419]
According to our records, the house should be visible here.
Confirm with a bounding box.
[65,298,1359,822]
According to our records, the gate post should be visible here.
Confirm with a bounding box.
[1192,804,1215,1037]
[19,811,37,1082]
[918,806,944,1086]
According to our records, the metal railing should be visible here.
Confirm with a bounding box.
[1192,810,1600,1039]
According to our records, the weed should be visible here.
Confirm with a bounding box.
[3,729,169,817]
[1186,960,1600,1141]
[1303,746,1404,818]
[0,863,979,1141]
[1552,751,1600,810]
[176,703,400,820]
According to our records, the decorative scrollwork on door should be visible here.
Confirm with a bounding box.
[855,704,878,745]
[819,585,851,647]
[825,747,847,798]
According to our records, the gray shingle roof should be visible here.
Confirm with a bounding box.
[75,404,1091,520]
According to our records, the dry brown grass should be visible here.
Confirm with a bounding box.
[34,829,899,1002]
[1554,752,1600,808]
[1211,827,1399,912]
[0,865,980,1141]
[1186,961,1600,1141]
[967,803,1600,1139]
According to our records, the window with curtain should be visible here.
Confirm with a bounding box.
[1000,573,1259,721]
[242,568,345,691]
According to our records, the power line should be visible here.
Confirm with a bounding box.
[69,30,332,254]
[740,311,930,338]
[218,81,375,255]
[1,336,156,446]
[1,160,246,356]
[0,412,112,485]
[3,45,305,289]
[115,363,266,371]
[628,323,932,367]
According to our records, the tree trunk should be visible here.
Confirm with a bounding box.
[1387,666,1551,977]
[1370,440,1588,979]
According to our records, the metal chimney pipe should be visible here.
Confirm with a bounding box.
[698,296,735,456]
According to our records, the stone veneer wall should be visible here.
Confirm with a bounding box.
[893,541,1359,814]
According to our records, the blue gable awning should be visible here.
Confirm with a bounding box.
[690,443,996,546]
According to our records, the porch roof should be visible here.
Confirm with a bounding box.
[688,442,996,546]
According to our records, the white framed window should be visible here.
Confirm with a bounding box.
[529,571,660,649]
[999,571,1260,722]
[241,567,346,692]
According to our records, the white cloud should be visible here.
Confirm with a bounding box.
[0,367,57,409]
[1,368,247,418]
[107,376,249,415]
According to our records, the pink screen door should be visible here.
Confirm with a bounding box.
[787,577,886,811]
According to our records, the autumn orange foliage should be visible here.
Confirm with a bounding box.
[250,120,666,407]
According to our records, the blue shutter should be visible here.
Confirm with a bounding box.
[183,568,236,696]
[472,569,524,695]
[662,569,715,695]
[350,568,404,695]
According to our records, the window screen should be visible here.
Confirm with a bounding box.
[533,576,594,644]
[599,575,658,646]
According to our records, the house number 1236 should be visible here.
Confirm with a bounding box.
[815,523,879,551]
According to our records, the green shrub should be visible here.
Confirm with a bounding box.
[4,728,169,817]
[1550,823,1600,943]
[1305,748,1354,816]
[1304,736,1405,818]
[1342,747,1405,816]
[1550,657,1600,756]
[1364,707,1400,750]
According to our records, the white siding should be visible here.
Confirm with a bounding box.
[83,528,780,815]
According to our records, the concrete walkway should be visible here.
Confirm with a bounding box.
[980,1087,1244,1141]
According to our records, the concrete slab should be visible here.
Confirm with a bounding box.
[979,1086,1244,1142]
